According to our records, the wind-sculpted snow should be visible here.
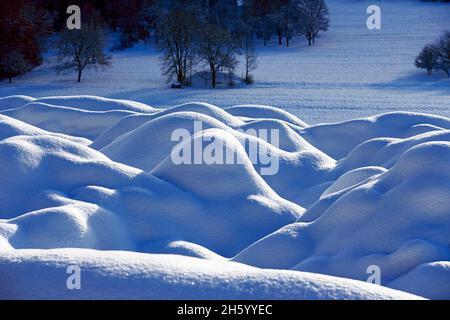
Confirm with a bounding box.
[0,249,422,300]
[0,95,157,113]
[0,95,448,299]
[0,130,301,257]
[233,142,450,299]
[301,112,450,160]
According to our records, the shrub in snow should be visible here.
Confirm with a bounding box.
[415,30,450,77]
[415,44,438,76]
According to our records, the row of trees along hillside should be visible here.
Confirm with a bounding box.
[1,0,330,85]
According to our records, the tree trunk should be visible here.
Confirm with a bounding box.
[308,36,312,46]
[8,77,12,83]
[278,30,282,46]
[264,40,267,46]
[77,69,82,82]
[211,68,216,89]
[286,37,289,47]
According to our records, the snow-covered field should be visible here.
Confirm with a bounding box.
[0,0,449,300]
[0,0,449,124]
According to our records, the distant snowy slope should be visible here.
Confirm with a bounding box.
[0,1,449,123]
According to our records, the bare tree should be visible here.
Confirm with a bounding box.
[298,0,329,46]
[242,35,258,84]
[196,23,239,88]
[415,44,438,76]
[158,11,197,86]
[56,23,111,82]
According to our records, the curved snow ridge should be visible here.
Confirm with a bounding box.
[233,141,450,299]
[336,129,450,174]
[301,111,450,160]
[0,134,139,219]
[0,95,157,113]
[1,102,141,140]
[225,104,309,128]
[0,114,91,145]
[101,112,232,171]
[0,249,423,300]
[0,95,35,110]
[92,102,246,149]
[93,102,309,150]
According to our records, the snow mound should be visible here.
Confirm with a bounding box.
[92,102,244,149]
[0,118,303,257]
[301,112,450,159]
[99,109,334,207]
[0,114,90,145]
[0,134,138,219]
[226,104,309,128]
[233,142,450,299]
[101,112,231,171]
[152,128,303,255]
[321,166,387,198]
[0,95,156,113]
[337,129,450,173]
[0,249,422,300]
[1,102,140,140]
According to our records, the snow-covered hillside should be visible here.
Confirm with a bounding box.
[0,95,448,299]
[0,0,448,124]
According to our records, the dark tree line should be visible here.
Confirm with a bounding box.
[1,0,329,84]
[157,0,328,88]
[0,0,51,82]
[242,0,329,47]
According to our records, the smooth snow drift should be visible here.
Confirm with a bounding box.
[0,95,449,299]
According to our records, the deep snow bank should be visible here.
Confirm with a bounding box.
[301,112,450,159]
[234,142,450,299]
[0,249,422,300]
[0,112,303,257]
[0,95,448,299]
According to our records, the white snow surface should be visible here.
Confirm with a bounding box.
[0,95,448,299]
[0,249,421,300]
